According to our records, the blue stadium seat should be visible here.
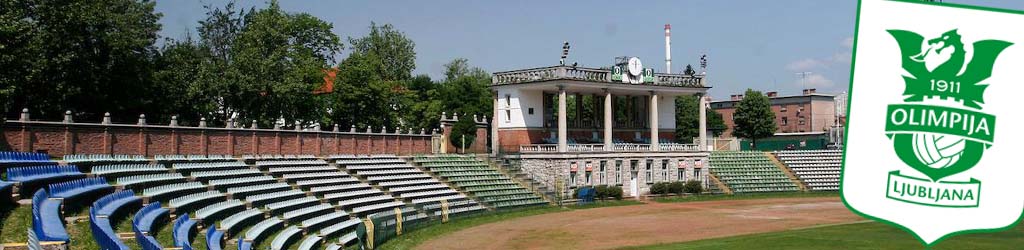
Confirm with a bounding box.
[173,213,198,249]
[237,236,253,250]
[207,227,225,250]
[6,165,83,183]
[0,151,51,164]
[48,177,111,200]
[133,202,167,250]
[89,206,130,250]
[31,189,68,242]
[93,190,141,217]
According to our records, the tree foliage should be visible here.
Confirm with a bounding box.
[0,0,496,135]
[732,89,777,148]
[675,95,727,143]
[2,0,162,121]
[450,116,477,150]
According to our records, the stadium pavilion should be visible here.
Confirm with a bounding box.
[490,56,712,197]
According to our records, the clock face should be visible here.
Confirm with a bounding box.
[627,57,643,76]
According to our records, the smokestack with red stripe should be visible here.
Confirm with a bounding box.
[665,24,672,74]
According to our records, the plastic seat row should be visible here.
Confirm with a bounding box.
[91,164,167,177]
[133,202,168,250]
[6,165,83,182]
[0,151,51,164]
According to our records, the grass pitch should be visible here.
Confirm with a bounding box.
[622,218,1024,250]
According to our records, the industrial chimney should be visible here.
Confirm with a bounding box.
[665,24,672,74]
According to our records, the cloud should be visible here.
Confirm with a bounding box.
[786,58,826,71]
[841,37,854,49]
[796,74,835,88]
[831,52,852,64]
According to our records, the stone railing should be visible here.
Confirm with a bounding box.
[3,109,437,157]
[660,143,701,152]
[654,74,705,87]
[518,143,702,153]
[613,143,651,152]
[492,66,705,88]
[566,144,603,152]
[519,144,559,153]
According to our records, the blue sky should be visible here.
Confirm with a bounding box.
[155,0,1024,100]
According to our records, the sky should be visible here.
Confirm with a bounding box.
[154,0,1024,100]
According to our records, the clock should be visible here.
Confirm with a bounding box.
[627,57,643,76]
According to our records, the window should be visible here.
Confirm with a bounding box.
[505,95,511,106]
[615,160,622,184]
[599,161,607,184]
[528,108,534,115]
[570,172,577,186]
[693,168,702,181]
[585,171,592,185]
[645,160,653,184]
[781,106,787,112]
[781,117,788,126]
[799,116,806,125]
[505,110,511,123]
[661,160,669,181]
[678,169,686,181]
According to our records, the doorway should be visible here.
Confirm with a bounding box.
[630,171,639,197]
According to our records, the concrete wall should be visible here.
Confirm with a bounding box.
[3,120,436,157]
[516,153,710,197]
[496,88,545,129]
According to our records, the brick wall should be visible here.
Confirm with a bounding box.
[2,120,437,157]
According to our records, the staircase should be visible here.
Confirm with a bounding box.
[478,155,559,204]
[707,174,733,195]
[765,152,809,192]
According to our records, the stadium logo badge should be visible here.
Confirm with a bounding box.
[883,29,1010,208]
[843,0,1024,246]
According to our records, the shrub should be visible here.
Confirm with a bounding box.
[608,186,623,200]
[650,182,669,195]
[683,180,704,194]
[668,181,685,194]
[594,185,608,199]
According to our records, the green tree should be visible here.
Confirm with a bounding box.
[328,22,417,129]
[2,0,162,121]
[229,1,342,126]
[151,36,213,125]
[675,95,727,143]
[449,116,478,151]
[348,22,416,82]
[178,1,341,127]
[732,89,777,149]
[433,58,492,119]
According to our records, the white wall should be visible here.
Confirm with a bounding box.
[496,88,545,128]
[658,95,677,129]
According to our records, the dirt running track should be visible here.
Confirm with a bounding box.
[417,197,861,250]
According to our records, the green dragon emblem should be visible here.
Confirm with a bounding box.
[885,29,1011,182]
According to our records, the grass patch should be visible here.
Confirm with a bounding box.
[621,221,1024,250]
[654,192,838,203]
[379,200,643,250]
[67,216,99,249]
[0,203,31,244]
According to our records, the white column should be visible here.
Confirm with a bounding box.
[604,90,613,151]
[492,91,500,156]
[650,92,659,151]
[558,87,568,152]
[699,95,708,151]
